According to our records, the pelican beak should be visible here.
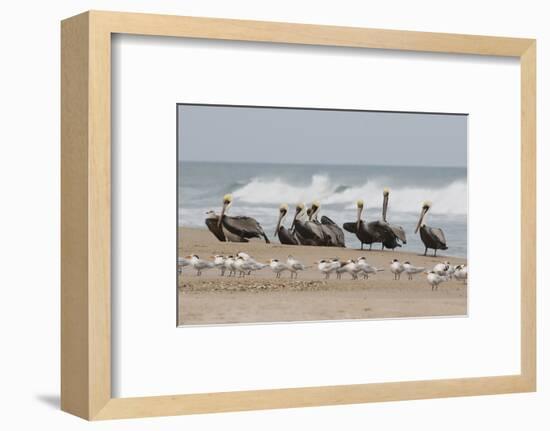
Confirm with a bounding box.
[312,202,321,221]
[218,201,229,228]
[274,209,285,237]
[382,193,389,222]
[356,204,363,231]
[415,206,428,233]
[291,207,301,230]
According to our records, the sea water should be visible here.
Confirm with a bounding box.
[178,161,467,258]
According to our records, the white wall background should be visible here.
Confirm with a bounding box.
[0,0,546,429]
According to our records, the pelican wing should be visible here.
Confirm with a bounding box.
[309,221,326,241]
[321,223,346,247]
[278,227,299,245]
[368,219,388,230]
[389,223,407,243]
[333,225,346,247]
[366,220,391,241]
[294,230,315,245]
[342,222,357,234]
[222,215,270,243]
[294,220,325,245]
[322,215,346,246]
[204,217,226,242]
[428,227,447,247]
[226,231,249,242]
[320,215,336,225]
[205,218,249,242]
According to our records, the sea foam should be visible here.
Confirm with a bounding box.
[231,174,466,215]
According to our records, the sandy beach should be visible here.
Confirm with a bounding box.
[178,227,467,325]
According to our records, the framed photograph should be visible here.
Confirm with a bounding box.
[176,103,468,325]
[61,10,536,420]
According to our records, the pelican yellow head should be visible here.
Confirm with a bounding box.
[356,199,365,227]
[219,194,233,227]
[291,203,305,229]
[415,201,432,233]
[274,203,290,236]
[383,188,390,196]
[308,200,321,221]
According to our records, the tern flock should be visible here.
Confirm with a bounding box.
[178,254,467,290]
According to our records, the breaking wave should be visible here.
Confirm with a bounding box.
[231,174,466,215]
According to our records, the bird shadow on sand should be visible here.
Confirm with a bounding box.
[36,394,60,410]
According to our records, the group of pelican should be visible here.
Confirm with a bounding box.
[178,254,467,289]
[276,201,345,247]
[205,189,449,256]
[342,189,406,251]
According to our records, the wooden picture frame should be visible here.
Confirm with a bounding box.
[61,10,536,420]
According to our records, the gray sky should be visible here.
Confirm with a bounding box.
[178,105,467,167]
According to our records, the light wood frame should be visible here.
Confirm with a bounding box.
[61,10,536,420]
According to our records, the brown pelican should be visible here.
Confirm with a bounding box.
[205,210,248,242]
[274,204,299,245]
[415,201,448,256]
[342,200,387,250]
[380,188,407,250]
[215,194,270,243]
[291,203,325,246]
[309,201,345,247]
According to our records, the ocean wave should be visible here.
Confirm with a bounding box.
[231,174,466,215]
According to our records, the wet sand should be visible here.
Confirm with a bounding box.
[178,227,467,325]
